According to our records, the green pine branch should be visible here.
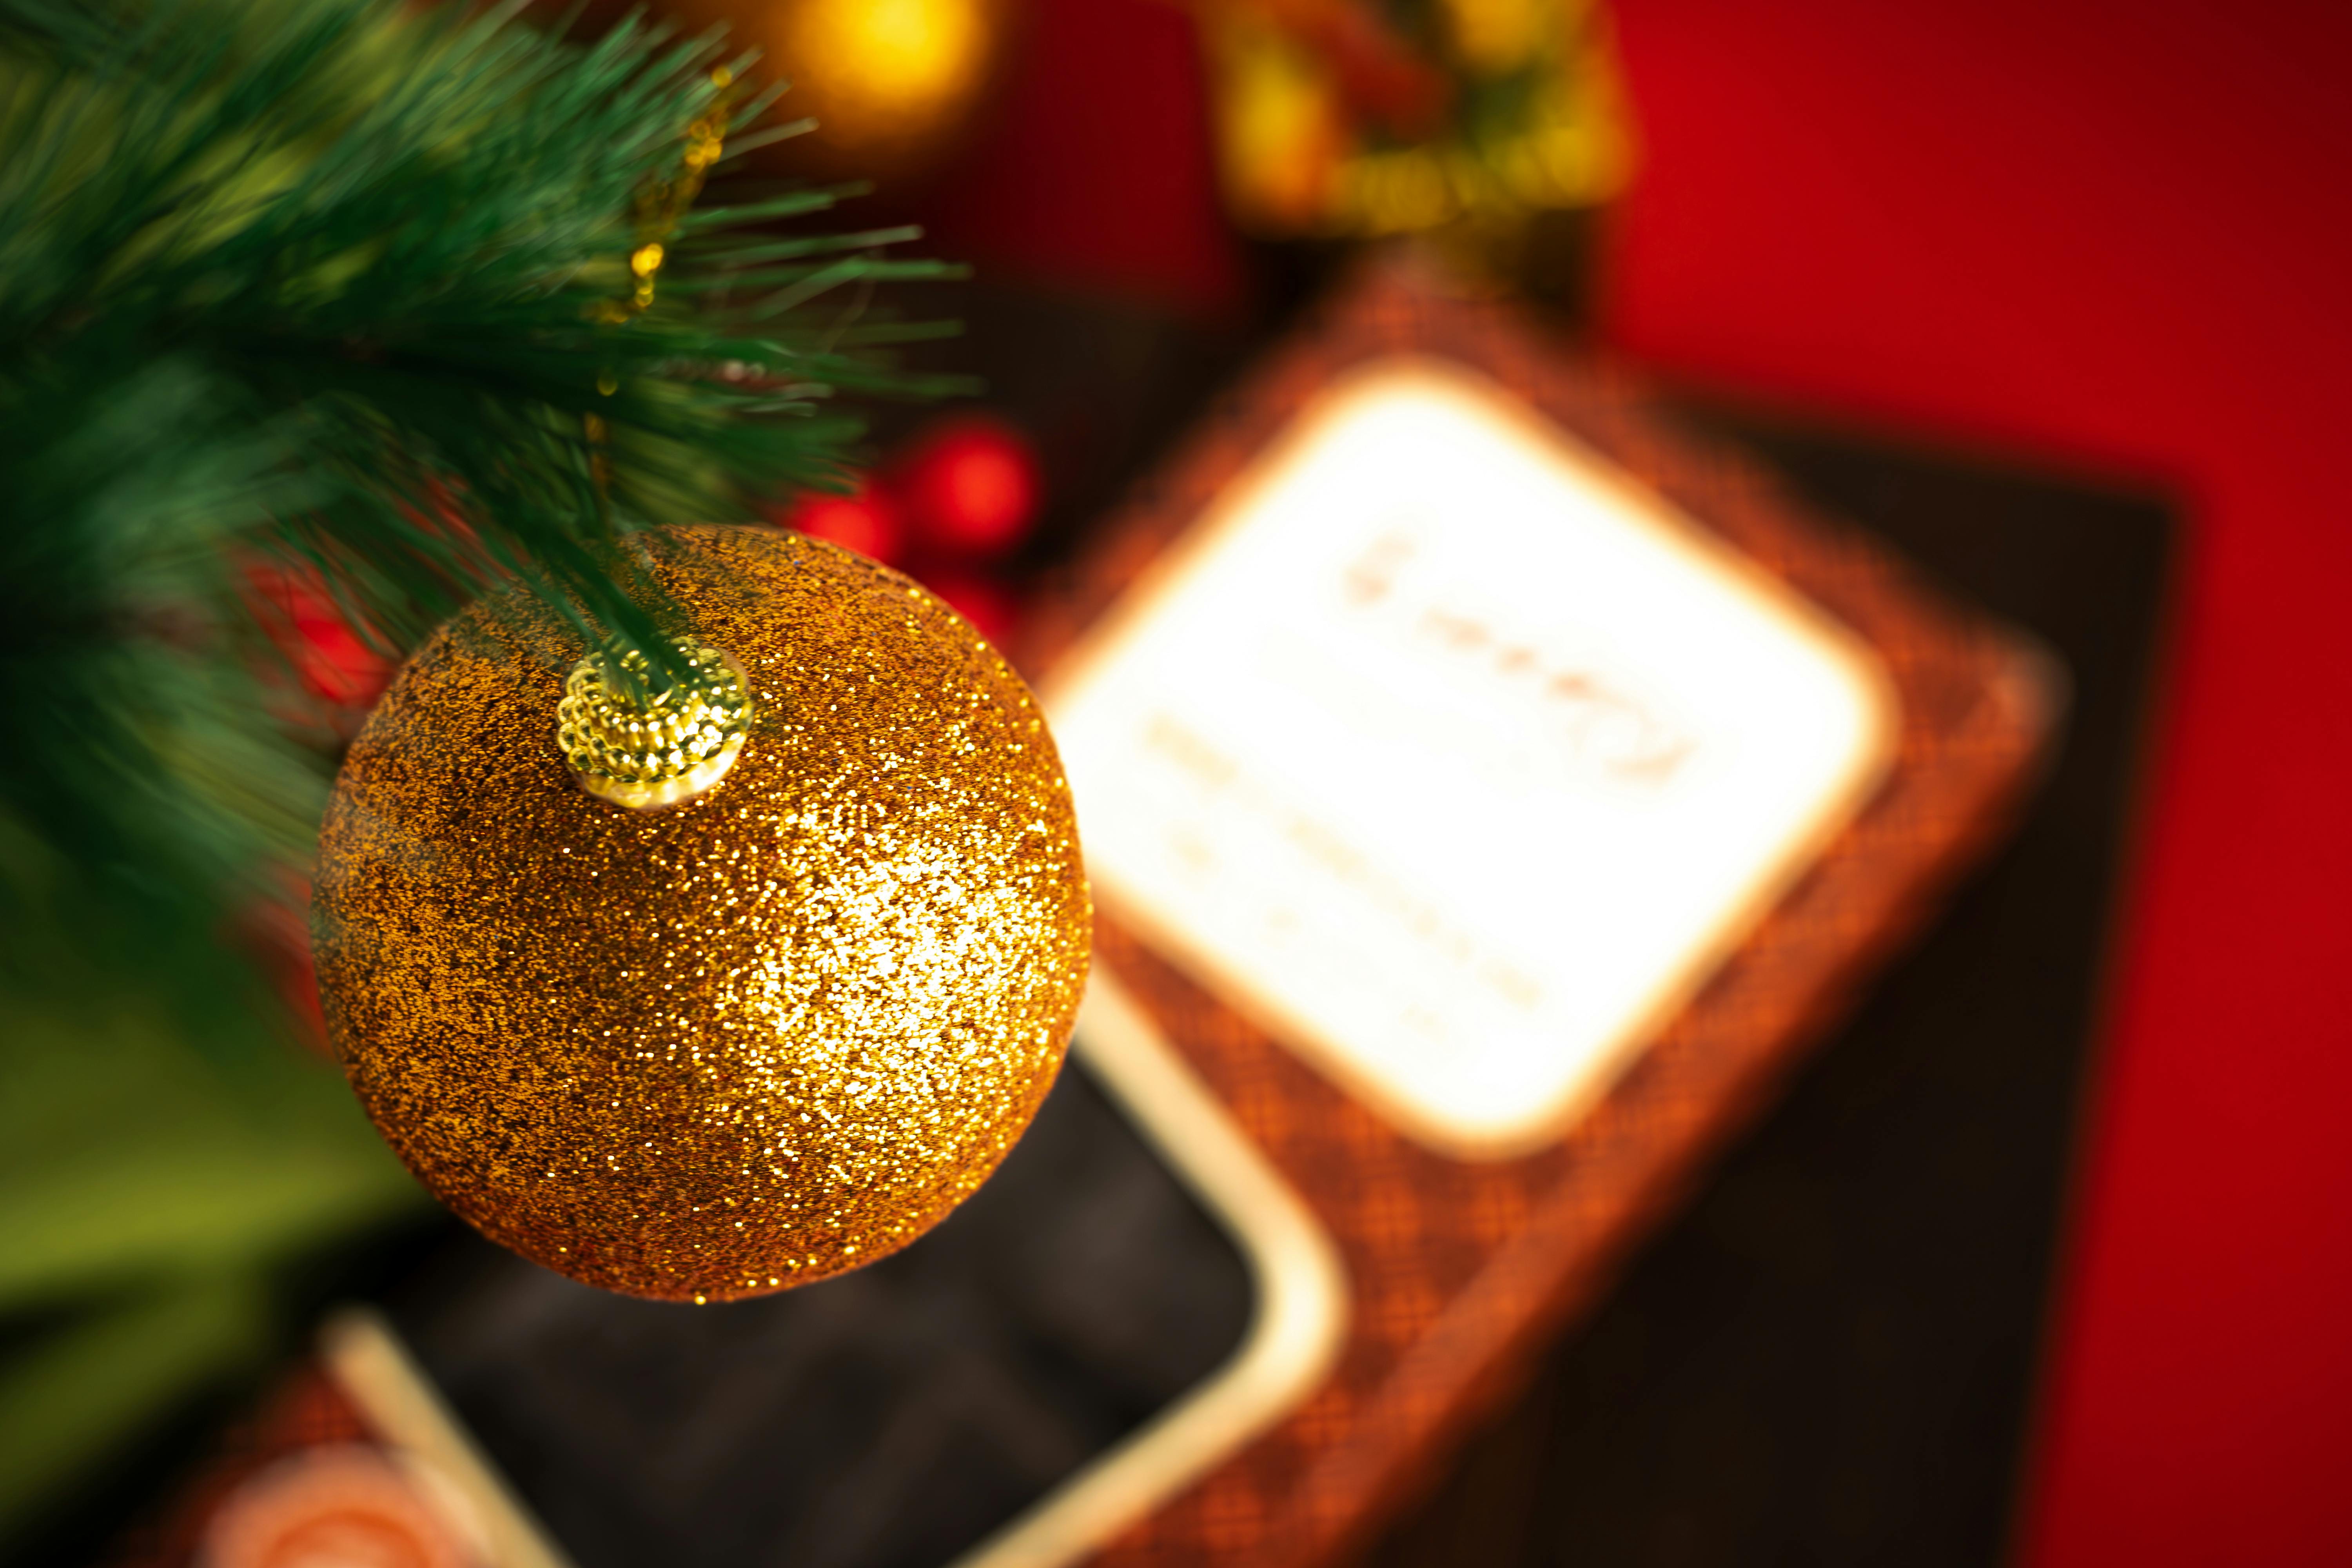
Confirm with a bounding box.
[0,0,962,1044]
[0,0,967,1539]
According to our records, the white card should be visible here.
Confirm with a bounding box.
[1044,360,1896,1158]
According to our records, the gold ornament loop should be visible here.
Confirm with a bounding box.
[587,65,738,330]
[556,639,753,809]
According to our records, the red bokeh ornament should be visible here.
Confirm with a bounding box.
[245,563,393,711]
[771,478,907,566]
[895,414,1041,560]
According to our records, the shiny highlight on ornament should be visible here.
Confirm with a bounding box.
[557,639,752,809]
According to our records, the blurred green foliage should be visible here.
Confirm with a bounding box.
[0,989,420,1538]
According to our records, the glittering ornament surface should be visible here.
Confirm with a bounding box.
[313,528,1091,1301]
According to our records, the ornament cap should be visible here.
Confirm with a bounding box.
[556,639,752,809]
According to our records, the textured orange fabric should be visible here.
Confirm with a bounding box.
[104,1370,372,1568]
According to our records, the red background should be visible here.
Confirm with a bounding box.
[928,1,2352,1561]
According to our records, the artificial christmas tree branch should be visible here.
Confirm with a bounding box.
[0,0,955,1042]
[0,0,957,1537]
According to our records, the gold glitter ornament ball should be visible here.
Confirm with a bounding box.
[312,528,1090,1302]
